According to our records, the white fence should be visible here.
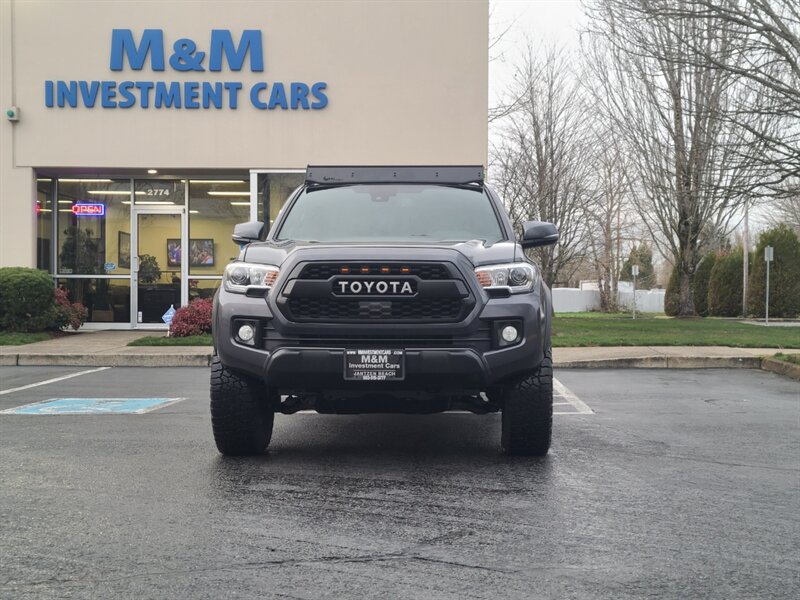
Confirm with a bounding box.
[552,287,665,313]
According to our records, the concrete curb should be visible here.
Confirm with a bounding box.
[760,358,800,381]
[556,356,763,369]
[0,352,785,372]
[2,353,213,367]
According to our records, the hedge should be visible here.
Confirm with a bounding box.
[0,267,55,332]
[664,267,681,316]
[692,253,717,317]
[707,249,744,317]
[748,224,800,318]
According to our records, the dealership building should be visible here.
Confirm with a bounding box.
[0,0,488,327]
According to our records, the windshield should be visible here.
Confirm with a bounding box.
[275,184,504,244]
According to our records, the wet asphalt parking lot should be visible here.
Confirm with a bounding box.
[0,366,798,599]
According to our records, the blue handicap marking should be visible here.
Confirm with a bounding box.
[1,397,185,415]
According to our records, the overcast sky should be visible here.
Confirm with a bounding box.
[489,0,584,106]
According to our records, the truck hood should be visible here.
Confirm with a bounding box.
[242,239,519,268]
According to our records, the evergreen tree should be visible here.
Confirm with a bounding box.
[692,252,717,317]
[708,249,744,317]
[748,224,800,318]
[620,244,656,289]
[664,267,681,316]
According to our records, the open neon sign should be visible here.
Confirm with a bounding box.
[72,203,105,216]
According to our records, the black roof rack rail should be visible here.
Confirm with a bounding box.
[305,165,484,186]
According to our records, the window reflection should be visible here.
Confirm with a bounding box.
[57,179,131,275]
[256,173,304,226]
[36,178,54,272]
[56,278,130,323]
[188,180,249,276]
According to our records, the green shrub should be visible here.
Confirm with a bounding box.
[621,244,656,289]
[748,224,800,318]
[0,267,55,332]
[707,249,744,317]
[692,252,717,317]
[664,267,681,316]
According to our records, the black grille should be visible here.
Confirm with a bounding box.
[299,262,450,280]
[286,297,464,322]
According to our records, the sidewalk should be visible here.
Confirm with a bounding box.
[1,330,798,373]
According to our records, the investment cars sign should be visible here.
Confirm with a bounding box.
[44,29,328,111]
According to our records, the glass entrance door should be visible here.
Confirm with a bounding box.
[131,209,186,326]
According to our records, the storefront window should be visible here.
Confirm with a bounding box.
[56,278,130,323]
[57,179,131,275]
[188,180,249,276]
[189,278,220,302]
[256,173,304,228]
[36,178,54,272]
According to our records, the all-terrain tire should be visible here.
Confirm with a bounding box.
[501,349,553,456]
[210,356,274,455]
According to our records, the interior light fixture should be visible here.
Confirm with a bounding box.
[135,201,176,205]
[57,200,72,204]
[190,180,246,184]
[148,169,158,174]
[229,201,251,206]
[87,190,145,195]
[58,178,113,183]
[189,210,199,214]
[38,208,53,213]
[208,191,250,196]
[36,178,52,182]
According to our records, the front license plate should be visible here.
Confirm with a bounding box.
[344,349,405,381]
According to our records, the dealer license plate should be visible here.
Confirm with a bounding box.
[344,349,405,381]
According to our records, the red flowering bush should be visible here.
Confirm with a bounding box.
[50,287,88,331]
[169,298,213,337]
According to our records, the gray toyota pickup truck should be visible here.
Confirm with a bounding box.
[211,166,558,456]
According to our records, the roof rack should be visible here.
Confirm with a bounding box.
[305,165,484,186]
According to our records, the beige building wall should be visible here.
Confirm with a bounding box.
[0,0,488,267]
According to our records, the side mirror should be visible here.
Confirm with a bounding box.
[520,221,558,249]
[232,221,265,245]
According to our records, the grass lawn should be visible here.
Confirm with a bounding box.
[553,313,800,348]
[772,352,800,365]
[126,314,799,349]
[128,334,213,346]
[0,331,54,346]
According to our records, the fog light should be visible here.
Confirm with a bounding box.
[501,325,519,343]
[238,324,255,343]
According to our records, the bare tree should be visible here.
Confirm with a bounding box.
[584,0,776,315]
[764,189,800,234]
[584,141,634,311]
[632,0,800,185]
[491,45,593,286]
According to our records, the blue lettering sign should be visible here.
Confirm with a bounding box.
[209,30,264,72]
[46,29,328,111]
[110,29,165,71]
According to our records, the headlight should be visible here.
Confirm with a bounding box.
[474,262,539,294]
[223,262,279,294]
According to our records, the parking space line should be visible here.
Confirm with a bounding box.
[0,367,111,396]
[553,378,594,414]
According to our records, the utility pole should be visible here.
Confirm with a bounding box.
[632,264,639,319]
[743,203,749,316]
[764,245,773,325]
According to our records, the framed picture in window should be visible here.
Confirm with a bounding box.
[189,239,215,267]
[166,239,182,267]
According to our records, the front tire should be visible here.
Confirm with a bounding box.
[210,356,275,455]
[501,349,553,456]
